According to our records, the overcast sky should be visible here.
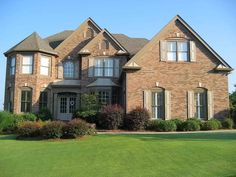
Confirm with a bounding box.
[0,0,235,110]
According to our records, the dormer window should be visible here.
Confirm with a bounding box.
[167,41,189,61]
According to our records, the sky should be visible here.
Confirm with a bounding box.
[0,0,236,110]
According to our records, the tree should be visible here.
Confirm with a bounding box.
[229,85,236,123]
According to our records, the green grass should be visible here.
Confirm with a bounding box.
[0,132,236,177]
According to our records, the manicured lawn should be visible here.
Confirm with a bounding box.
[0,132,236,177]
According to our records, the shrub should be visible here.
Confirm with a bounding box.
[73,94,98,123]
[0,111,16,133]
[17,121,43,138]
[201,119,222,130]
[146,120,176,132]
[63,119,96,138]
[182,120,200,131]
[145,120,161,131]
[124,107,150,130]
[41,121,65,139]
[170,119,184,131]
[98,105,124,129]
[222,118,234,129]
[21,113,37,121]
[37,108,52,121]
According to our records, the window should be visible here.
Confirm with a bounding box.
[98,91,110,105]
[40,56,50,76]
[167,41,189,61]
[39,91,47,110]
[22,55,33,74]
[63,61,74,78]
[94,58,114,77]
[151,89,165,119]
[10,56,16,75]
[100,40,109,50]
[21,88,32,112]
[194,88,207,119]
[7,87,13,112]
[86,28,94,38]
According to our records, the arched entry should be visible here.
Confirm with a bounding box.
[57,92,78,120]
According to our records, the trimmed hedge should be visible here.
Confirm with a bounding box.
[170,119,184,131]
[182,120,200,131]
[124,107,150,130]
[63,119,96,138]
[146,120,176,132]
[201,119,222,130]
[98,105,124,130]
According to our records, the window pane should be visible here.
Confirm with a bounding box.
[104,68,113,76]
[40,67,49,75]
[104,59,113,67]
[178,52,188,61]
[95,59,103,67]
[151,91,164,119]
[178,42,188,51]
[22,66,32,74]
[22,56,33,65]
[167,52,176,61]
[11,57,16,67]
[63,61,74,78]
[167,42,176,51]
[94,68,103,76]
[41,56,49,67]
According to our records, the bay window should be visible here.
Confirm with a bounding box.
[40,55,50,76]
[10,56,16,75]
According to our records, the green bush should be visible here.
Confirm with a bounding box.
[21,113,37,121]
[0,111,16,133]
[222,118,234,129]
[201,119,222,130]
[17,121,43,138]
[37,108,52,121]
[73,94,98,123]
[124,107,150,130]
[146,120,176,132]
[182,120,200,131]
[170,119,184,131]
[63,119,96,138]
[41,121,65,139]
[145,120,161,131]
[98,105,124,130]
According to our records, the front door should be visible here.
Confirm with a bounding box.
[57,93,77,120]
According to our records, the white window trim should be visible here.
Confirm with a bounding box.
[22,55,33,74]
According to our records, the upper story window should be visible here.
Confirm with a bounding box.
[63,61,75,78]
[94,58,114,77]
[167,41,189,61]
[85,28,94,38]
[10,56,16,75]
[100,40,109,50]
[22,55,33,74]
[40,55,50,76]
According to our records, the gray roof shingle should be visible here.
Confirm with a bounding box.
[5,32,57,56]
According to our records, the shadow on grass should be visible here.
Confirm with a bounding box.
[1,132,236,142]
[100,132,236,141]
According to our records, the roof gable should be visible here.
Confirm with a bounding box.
[4,32,57,56]
[124,15,233,71]
[78,29,129,55]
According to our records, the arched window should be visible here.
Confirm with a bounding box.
[63,61,74,78]
[100,40,109,50]
[151,88,165,119]
[194,88,207,119]
[85,28,94,38]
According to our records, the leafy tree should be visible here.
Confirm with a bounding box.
[229,85,236,123]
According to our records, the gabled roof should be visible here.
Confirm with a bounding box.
[4,32,57,56]
[78,29,129,55]
[54,17,102,51]
[124,15,233,71]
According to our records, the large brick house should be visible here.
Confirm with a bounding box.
[4,15,233,120]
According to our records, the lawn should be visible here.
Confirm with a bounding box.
[0,132,236,177]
